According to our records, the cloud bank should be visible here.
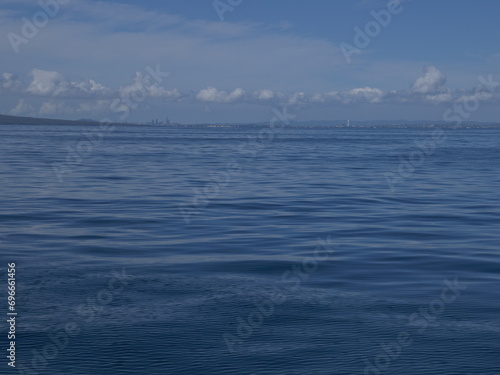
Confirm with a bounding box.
[1,66,500,118]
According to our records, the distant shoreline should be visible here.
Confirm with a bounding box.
[1,113,499,128]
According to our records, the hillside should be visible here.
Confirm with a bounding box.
[0,114,101,126]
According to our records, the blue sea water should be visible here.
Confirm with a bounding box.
[0,124,499,375]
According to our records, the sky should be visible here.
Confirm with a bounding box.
[1,0,500,124]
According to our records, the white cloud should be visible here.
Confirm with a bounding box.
[27,69,112,98]
[196,87,246,103]
[72,78,112,97]
[196,87,219,102]
[27,69,68,96]
[225,88,246,102]
[39,99,114,116]
[310,93,326,103]
[76,100,113,114]
[1,73,24,94]
[39,101,73,115]
[118,72,182,105]
[15,68,183,107]
[149,86,182,100]
[346,87,384,103]
[309,88,384,105]
[10,99,33,116]
[287,92,308,106]
[253,89,275,101]
[423,92,453,104]
[315,91,341,103]
[411,66,447,94]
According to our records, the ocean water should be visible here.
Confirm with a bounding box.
[0,124,499,375]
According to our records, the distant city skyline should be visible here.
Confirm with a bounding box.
[1,0,500,123]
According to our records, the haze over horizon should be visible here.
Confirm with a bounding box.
[2,0,500,124]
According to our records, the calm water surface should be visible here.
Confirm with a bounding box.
[0,124,499,374]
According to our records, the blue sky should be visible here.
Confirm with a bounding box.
[1,0,500,123]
